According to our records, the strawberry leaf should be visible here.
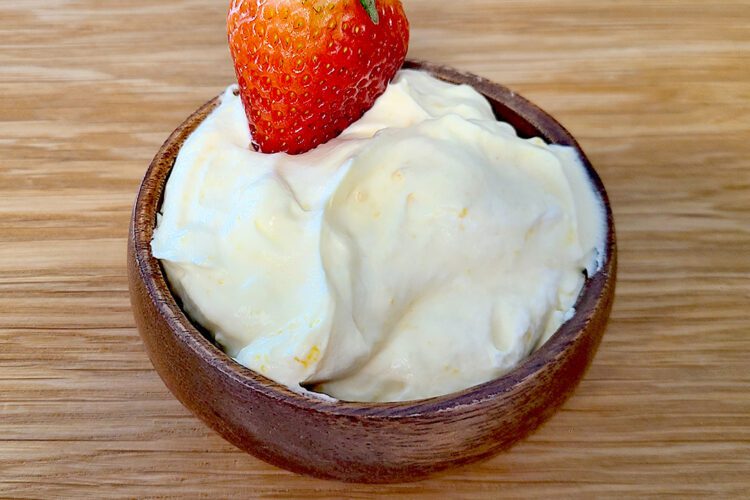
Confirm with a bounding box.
[359,0,380,24]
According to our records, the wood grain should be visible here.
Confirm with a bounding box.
[1,0,748,497]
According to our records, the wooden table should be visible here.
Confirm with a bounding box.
[2,1,748,497]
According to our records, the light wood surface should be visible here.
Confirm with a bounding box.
[1,0,748,497]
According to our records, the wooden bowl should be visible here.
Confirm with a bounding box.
[128,60,617,483]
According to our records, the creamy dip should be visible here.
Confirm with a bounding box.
[152,69,606,402]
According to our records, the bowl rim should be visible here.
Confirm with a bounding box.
[132,59,616,418]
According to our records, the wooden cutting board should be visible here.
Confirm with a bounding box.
[1,0,748,497]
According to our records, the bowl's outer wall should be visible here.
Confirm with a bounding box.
[128,61,617,483]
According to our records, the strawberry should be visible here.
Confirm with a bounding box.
[227,0,409,155]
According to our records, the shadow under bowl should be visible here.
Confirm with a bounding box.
[128,59,617,484]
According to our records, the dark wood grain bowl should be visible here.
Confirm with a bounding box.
[128,60,617,483]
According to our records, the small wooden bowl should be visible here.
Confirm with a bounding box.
[128,60,617,483]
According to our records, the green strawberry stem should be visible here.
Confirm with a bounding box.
[359,0,380,24]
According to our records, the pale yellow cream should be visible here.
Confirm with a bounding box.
[152,69,606,402]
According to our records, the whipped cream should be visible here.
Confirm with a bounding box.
[152,69,606,402]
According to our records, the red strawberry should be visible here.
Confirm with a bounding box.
[227,0,409,155]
